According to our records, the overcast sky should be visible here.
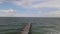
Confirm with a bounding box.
[0,0,60,17]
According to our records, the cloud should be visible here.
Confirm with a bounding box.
[12,0,51,8]
[0,8,60,17]
[0,0,60,17]
[12,0,60,17]
[10,0,30,8]
[40,10,60,17]
[0,8,16,17]
[0,0,31,8]
[11,0,59,9]
[0,0,60,8]
[0,0,4,4]
[0,8,42,17]
[15,13,41,17]
[32,0,60,9]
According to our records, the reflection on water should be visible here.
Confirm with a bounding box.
[0,17,60,34]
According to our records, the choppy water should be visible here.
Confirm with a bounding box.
[0,17,60,34]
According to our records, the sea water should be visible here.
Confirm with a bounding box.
[0,17,60,34]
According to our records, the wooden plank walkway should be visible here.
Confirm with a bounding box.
[20,23,32,34]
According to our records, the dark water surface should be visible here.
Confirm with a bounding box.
[0,17,60,34]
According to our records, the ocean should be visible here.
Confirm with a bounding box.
[0,17,60,34]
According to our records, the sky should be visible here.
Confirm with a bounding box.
[0,0,60,17]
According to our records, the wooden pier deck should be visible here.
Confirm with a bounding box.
[20,23,32,34]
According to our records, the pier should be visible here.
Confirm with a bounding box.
[20,23,32,34]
